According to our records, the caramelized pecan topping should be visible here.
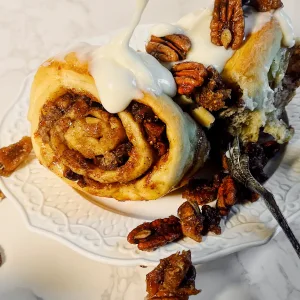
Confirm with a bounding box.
[127,216,182,251]
[178,201,204,242]
[146,34,192,62]
[146,250,201,299]
[250,0,283,11]
[182,174,221,206]
[195,66,231,111]
[171,62,208,95]
[210,0,245,50]
[0,136,32,177]
[216,176,237,216]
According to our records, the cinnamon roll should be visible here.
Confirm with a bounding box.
[29,53,209,201]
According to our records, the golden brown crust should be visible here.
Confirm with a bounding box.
[222,17,282,107]
[29,53,209,201]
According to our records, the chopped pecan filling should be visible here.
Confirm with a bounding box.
[210,0,245,50]
[130,102,169,156]
[146,34,192,62]
[93,142,133,170]
[63,168,83,181]
[171,62,208,95]
[127,216,183,251]
[146,250,201,300]
[0,136,33,177]
[178,201,204,242]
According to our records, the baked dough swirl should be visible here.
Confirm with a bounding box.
[29,53,209,201]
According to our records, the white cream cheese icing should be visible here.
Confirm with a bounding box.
[274,8,295,48]
[89,0,176,114]
[150,23,184,37]
[44,1,296,115]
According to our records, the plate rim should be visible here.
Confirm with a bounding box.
[0,28,300,265]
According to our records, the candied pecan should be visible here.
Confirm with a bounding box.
[222,153,229,170]
[178,201,204,242]
[146,250,201,299]
[144,122,166,144]
[0,137,33,177]
[154,141,168,156]
[93,152,119,170]
[113,142,133,165]
[146,34,191,62]
[144,122,168,156]
[0,190,5,201]
[236,183,260,204]
[171,62,208,95]
[250,0,283,11]
[127,216,182,251]
[217,176,237,216]
[195,66,231,111]
[182,174,221,206]
[210,0,245,50]
[201,205,222,235]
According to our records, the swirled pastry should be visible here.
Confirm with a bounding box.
[28,53,209,201]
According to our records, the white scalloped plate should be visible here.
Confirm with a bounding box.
[1,26,300,266]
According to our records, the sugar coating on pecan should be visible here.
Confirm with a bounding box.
[178,201,204,242]
[146,34,192,62]
[182,174,221,206]
[127,216,183,251]
[171,62,208,95]
[216,176,237,216]
[210,0,245,50]
[195,66,231,111]
[0,136,33,177]
[250,0,283,12]
[146,250,201,299]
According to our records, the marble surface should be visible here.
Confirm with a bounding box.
[0,0,299,299]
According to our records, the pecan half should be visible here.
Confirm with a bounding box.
[178,201,204,242]
[210,0,245,50]
[146,250,201,299]
[195,66,231,111]
[171,62,208,95]
[146,34,192,62]
[250,0,283,11]
[216,176,237,216]
[127,216,183,251]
